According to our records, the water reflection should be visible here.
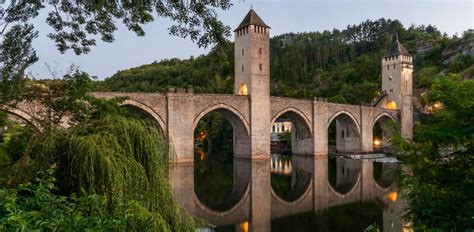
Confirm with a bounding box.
[271,154,292,176]
[328,157,361,194]
[172,155,403,231]
[194,149,250,211]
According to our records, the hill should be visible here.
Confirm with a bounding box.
[95,19,473,105]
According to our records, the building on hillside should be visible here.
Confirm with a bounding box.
[270,118,293,152]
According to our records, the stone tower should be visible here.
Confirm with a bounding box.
[381,35,413,140]
[234,9,271,157]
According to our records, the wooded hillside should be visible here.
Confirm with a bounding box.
[96,19,473,105]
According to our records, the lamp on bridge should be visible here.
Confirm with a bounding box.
[386,101,397,110]
[373,138,382,147]
[239,83,248,95]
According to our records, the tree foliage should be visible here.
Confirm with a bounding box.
[0,0,231,54]
[0,0,232,106]
[0,24,38,105]
[0,167,155,231]
[0,72,196,231]
[391,76,474,231]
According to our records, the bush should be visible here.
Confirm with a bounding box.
[0,167,154,231]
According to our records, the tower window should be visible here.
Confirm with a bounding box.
[393,64,396,69]
[259,47,262,55]
[341,130,345,138]
[242,65,244,72]
[259,63,262,71]
[390,89,393,92]
[242,49,244,56]
[387,65,389,70]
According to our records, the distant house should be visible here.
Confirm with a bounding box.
[271,118,293,151]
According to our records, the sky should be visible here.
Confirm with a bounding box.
[25,0,473,79]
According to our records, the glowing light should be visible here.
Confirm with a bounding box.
[239,83,248,95]
[239,221,249,232]
[387,192,398,202]
[197,150,206,161]
[194,131,207,141]
[387,101,397,110]
[374,139,381,147]
[433,101,443,109]
[428,101,443,113]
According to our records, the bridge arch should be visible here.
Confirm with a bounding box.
[327,110,361,153]
[1,107,40,130]
[193,104,251,158]
[121,99,166,133]
[372,112,397,151]
[270,107,313,155]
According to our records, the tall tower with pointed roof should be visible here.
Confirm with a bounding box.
[381,35,413,139]
[234,9,271,156]
[234,9,271,96]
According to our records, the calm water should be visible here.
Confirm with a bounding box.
[170,150,403,232]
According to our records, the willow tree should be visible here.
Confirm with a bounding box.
[1,72,196,231]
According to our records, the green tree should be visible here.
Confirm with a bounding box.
[392,75,474,231]
[0,1,233,106]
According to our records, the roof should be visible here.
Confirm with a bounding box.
[234,9,271,32]
[385,35,411,57]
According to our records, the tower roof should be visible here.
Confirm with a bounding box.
[234,9,271,32]
[385,35,411,57]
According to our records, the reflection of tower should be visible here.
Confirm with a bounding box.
[380,35,413,140]
[234,9,271,156]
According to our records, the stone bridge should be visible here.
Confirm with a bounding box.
[3,91,399,161]
[90,92,399,161]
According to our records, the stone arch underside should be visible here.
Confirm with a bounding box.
[1,106,40,130]
[121,99,167,134]
[371,112,397,151]
[271,107,313,155]
[328,111,362,153]
[193,104,251,158]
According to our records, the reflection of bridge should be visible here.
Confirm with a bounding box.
[171,156,402,231]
